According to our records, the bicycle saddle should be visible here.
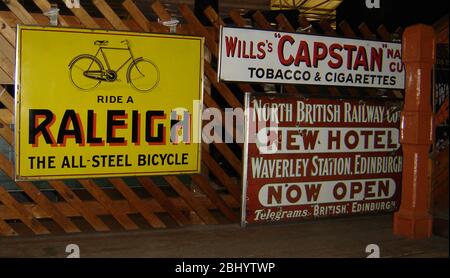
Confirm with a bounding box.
[94,40,109,46]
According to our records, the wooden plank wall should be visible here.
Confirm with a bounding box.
[0,0,402,237]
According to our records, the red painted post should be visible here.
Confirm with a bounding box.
[393,24,436,239]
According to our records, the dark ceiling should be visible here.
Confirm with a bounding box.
[337,0,449,32]
[0,0,447,30]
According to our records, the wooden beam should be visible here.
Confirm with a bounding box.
[201,149,241,202]
[3,0,38,25]
[204,62,242,109]
[0,16,16,47]
[64,3,101,29]
[152,1,172,22]
[319,19,335,34]
[0,68,13,84]
[252,10,272,29]
[210,142,242,176]
[0,217,17,236]
[0,34,15,63]
[93,0,129,31]
[338,20,357,38]
[0,86,14,112]
[110,178,166,228]
[0,153,14,179]
[0,87,14,146]
[229,9,247,27]
[0,186,50,235]
[0,118,13,145]
[191,173,238,222]
[376,25,392,41]
[179,3,218,57]
[275,13,295,32]
[164,176,218,224]
[15,181,81,233]
[48,180,110,232]
[0,51,15,80]
[203,8,256,97]
[122,0,150,32]
[203,6,224,31]
[0,108,13,125]
[138,177,191,226]
[0,193,240,220]
[79,179,139,231]
[358,22,377,40]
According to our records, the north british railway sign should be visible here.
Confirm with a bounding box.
[241,94,402,225]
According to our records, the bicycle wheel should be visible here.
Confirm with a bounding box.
[127,58,160,92]
[69,54,104,90]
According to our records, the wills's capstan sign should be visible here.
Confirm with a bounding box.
[219,27,405,89]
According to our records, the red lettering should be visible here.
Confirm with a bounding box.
[304,184,321,202]
[387,130,397,149]
[328,43,343,69]
[238,40,241,58]
[328,130,341,150]
[350,182,363,199]
[267,186,282,205]
[374,130,385,149]
[286,130,297,150]
[370,47,383,71]
[257,42,266,59]
[302,130,319,149]
[344,130,359,149]
[242,41,249,58]
[333,182,347,200]
[249,41,257,59]
[313,42,328,68]
[353,46,369,71]
[294,41,311,67]
[278,35,295,66]
[225,36,238,57]
[286,185,302,203]
[387,48,394,59]
[364,181,376,199]
[360,130,373,149]
[343,44,357,70]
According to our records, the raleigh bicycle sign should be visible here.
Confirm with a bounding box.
[218,27,405,89]
[15,26,204,180]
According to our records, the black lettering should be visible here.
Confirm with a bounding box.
[57,110,83,145]
[29,109,55,145]
[146,111,165,144]
[87,110,102,144]
[107,110,126,144]
[132,111,140,144]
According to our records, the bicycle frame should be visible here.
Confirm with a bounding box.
[69,39,159,92]
[90,42,137,73]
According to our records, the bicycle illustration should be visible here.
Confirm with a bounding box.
[68,39,160,92]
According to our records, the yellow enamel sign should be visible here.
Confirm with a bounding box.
[15,26,204,180]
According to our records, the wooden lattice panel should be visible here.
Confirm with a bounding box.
[0,0,404,236]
